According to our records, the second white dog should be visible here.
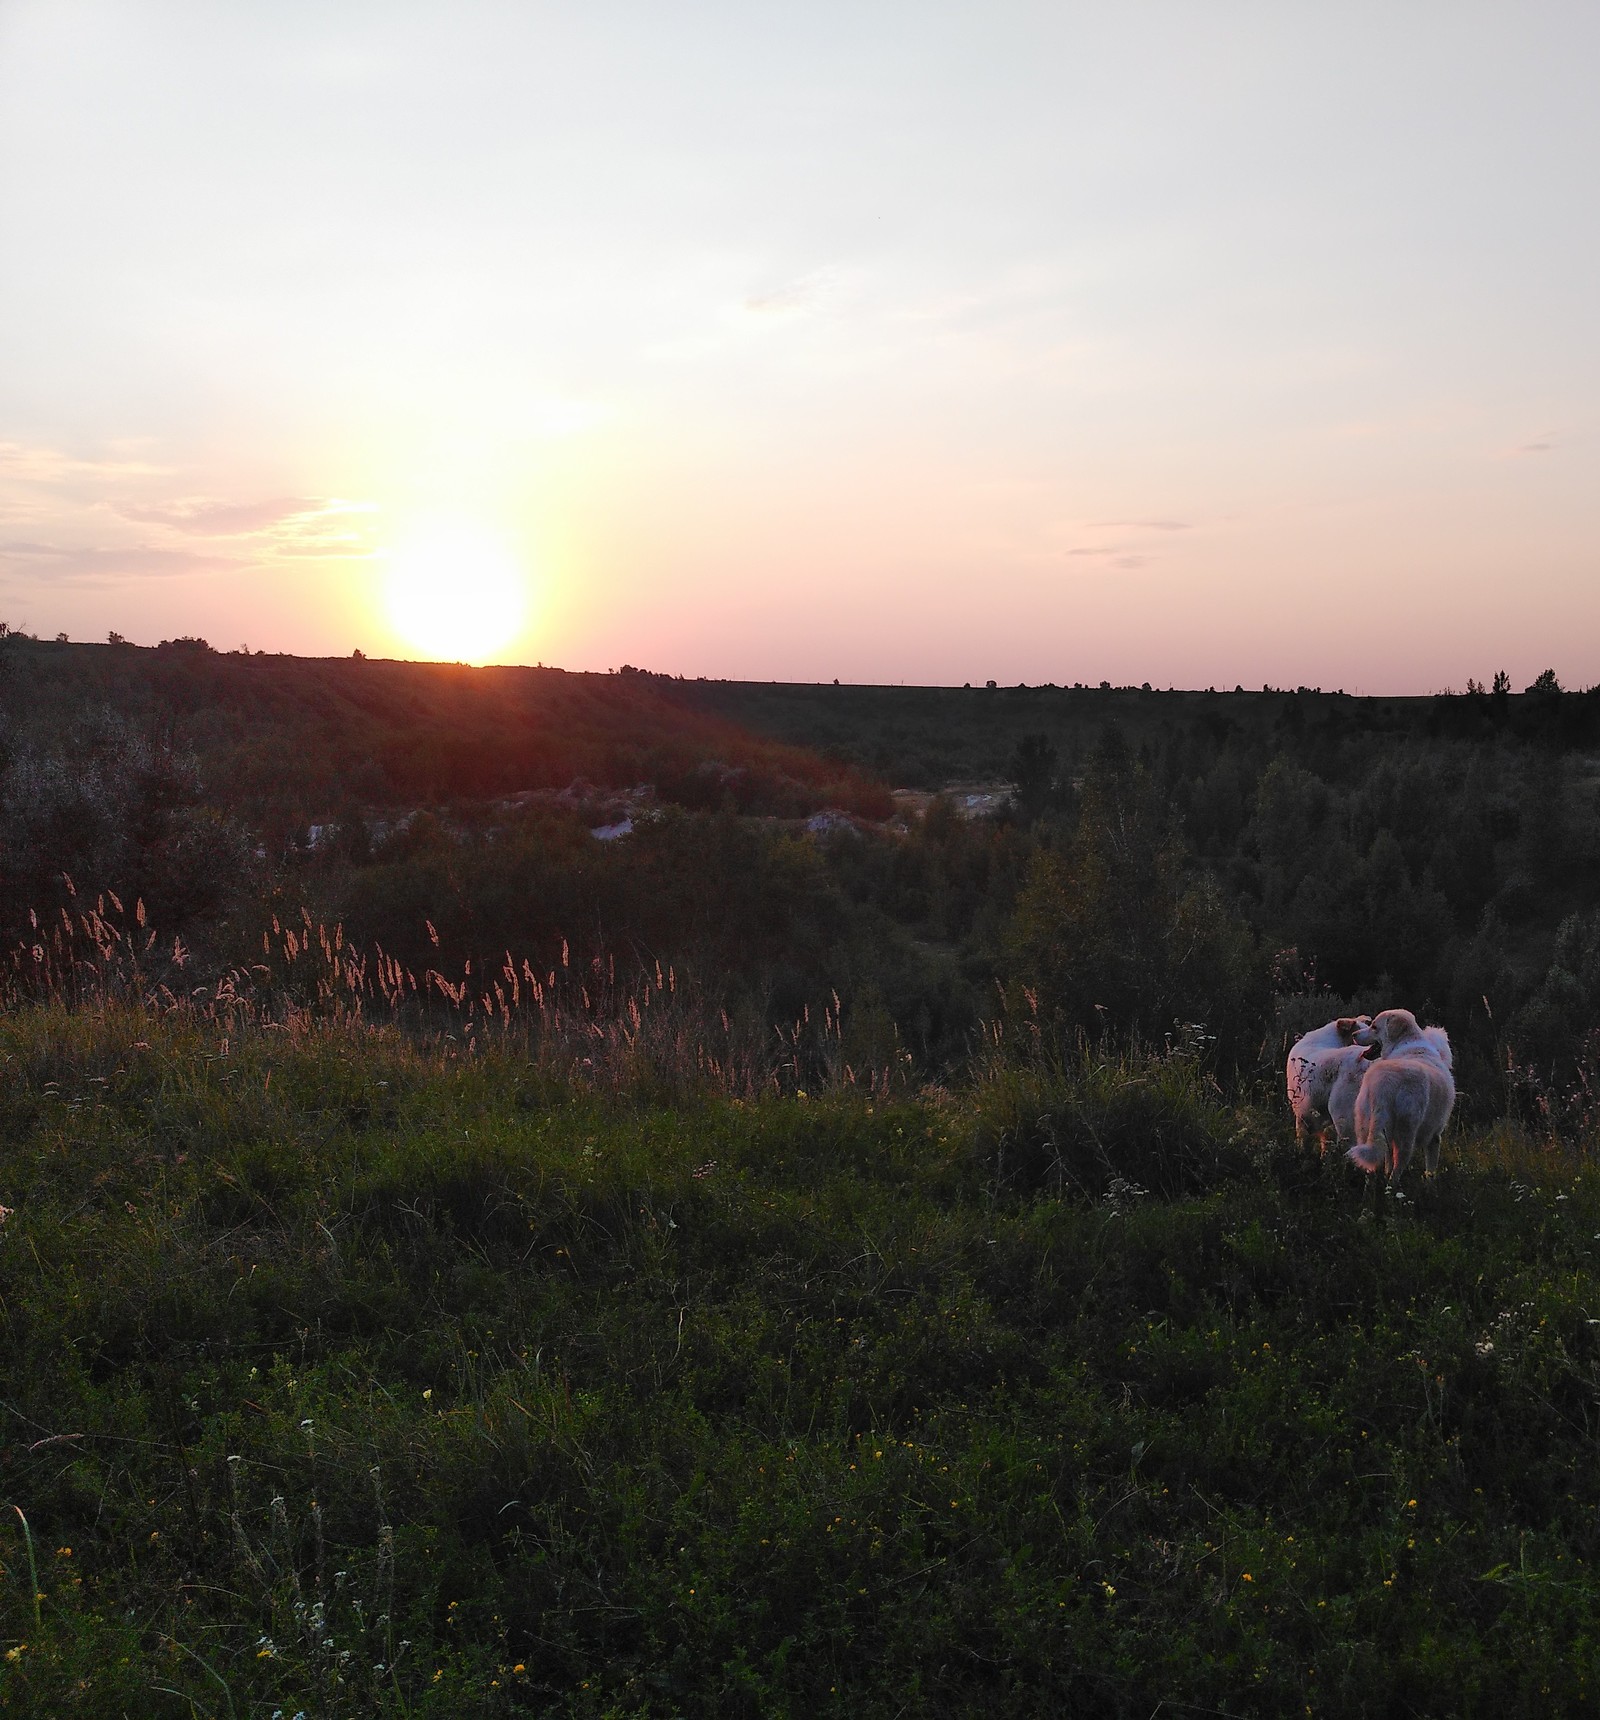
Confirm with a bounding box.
[1346,1009,1457,1185]
[1285,1016,1371,1152]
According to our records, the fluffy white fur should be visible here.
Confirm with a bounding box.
[1346,1009,1457,1184]
[1327,1044,1380,1151]
[1285,1016,1370,1151]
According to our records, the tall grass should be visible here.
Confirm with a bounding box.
[2,888,915,1103]
[5,903,1600,1716]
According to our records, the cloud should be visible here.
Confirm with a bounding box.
[0,441,170,484]
[1495,430,1578,459]
[118,495,380,558]
[118,496,320,536]
[0,491,381,590]
[745,268,838,317]
[266,499,380,559]
[0,540,240,585]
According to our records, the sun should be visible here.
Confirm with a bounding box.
[382,522,530,664]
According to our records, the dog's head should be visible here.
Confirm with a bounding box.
[1333,1015,1371,1046]
[1358,1008,1421,1053]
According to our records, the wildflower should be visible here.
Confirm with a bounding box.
[5,1646,24,1662]
[513,1664,526,1675]
[0,1205,12,1225]
[1240,1572,1253,1583]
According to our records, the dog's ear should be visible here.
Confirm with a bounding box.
[1336,1017,1357,1038]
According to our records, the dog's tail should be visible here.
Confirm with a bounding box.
[1346,1141,1386,1173]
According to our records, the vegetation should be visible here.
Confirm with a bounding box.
[4,642,1600,1712]
[4,640,1599,1104]
[5,993,1600,1718]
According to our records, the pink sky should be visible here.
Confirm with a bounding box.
[2,2,1596,693]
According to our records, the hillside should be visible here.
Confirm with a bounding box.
[3,637,1599,1116]
[3,646,1600,1713]
[2,1001,1598,1718]
[0,640,891,837]
[668,675,1600,789]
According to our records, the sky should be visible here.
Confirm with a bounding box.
[1,1,1596,692]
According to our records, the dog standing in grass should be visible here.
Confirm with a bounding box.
[1345,1009,1456,1188]
[1285,1016,1372,1155]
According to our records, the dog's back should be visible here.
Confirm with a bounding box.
[1348,1057,1454,1185]
[1286,1018,1367,1142]
[1326,1046,1377,1149]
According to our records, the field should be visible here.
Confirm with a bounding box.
[3,993,1599,1718]
[4,643,1600,1714]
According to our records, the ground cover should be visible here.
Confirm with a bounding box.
[2,1008,1599,1717]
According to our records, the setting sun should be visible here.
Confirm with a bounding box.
[382,523,530,664]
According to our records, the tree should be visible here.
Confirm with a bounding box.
[1007,732,1058,822]
[1007,727,1262,1062]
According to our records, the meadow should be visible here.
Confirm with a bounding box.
[5,643,1600,1714]
[2,965,1599,1718]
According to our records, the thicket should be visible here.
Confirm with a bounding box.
[6,644,1600,1121]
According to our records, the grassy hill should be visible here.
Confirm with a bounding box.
[2,998,1597,1717]
[4,647,1600,1713]
[0,640,891,838]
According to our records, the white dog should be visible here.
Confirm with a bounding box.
[1346,1009,1457,1185]
[1286,1016,1371,1152]
[1327,1043,1379,1151]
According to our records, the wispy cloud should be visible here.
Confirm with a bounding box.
[268,500,380,559]
[118,496,319,536]
[1088,518,1195,532]
[745,272,833,317]
[0,491,380,594]
[0,441,171,484]
[117,495,380,558]
[0,540,239,584]
[1063,516,1195,569]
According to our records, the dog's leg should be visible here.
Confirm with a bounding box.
[1389,1119,1421,1195]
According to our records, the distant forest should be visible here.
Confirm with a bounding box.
[3,634,1599,1130]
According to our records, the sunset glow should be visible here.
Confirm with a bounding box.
[382,524,530,665]
[0,3,1596,687]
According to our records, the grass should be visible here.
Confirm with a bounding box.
[2,1003,1600,1717]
